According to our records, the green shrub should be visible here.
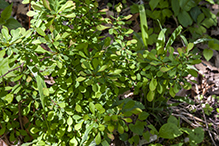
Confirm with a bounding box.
[0,0,205,145]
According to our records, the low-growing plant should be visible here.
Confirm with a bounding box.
[0,0,207,145]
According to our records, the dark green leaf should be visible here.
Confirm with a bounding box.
[167,115,178,126]
[0,0,9,9]
[138,111,149,120]
[4,18,21,29]
[178,10,193,27]
[190,6,201,22]
[149,0,161,11]
[129,120,145,135]
[1,3,12,20]
[189,127,204,143]
[171,0,180,16]
[159,123,183,139]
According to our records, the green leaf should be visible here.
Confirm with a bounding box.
[129,120,145,135]
[80,123,94,146]
[67,116,73,126]
[76,76,86,82]
[107,133,114,140]
[95,132,101,145]
[139,3,148,48]
[178,10,193,27]
[92,58,99,70]
[4,18,22,29]
[143,131,150,142]
[123,100,135,110]
[111,115,118,122]
[189,127,204,143]
[74,121,83,130]
[3,111,9,122]
[89,102,95,115]
[132,108,142,115]
[22,0,29,4]
[166,25,182,49]
[156,27,167,48]
[3,93,14,104]
[159,123,183,139]
[160,67,172,72]
[96,25,111,31]
[0,0,9,9]
[169,87,175,97]
[149,0,161,11]
[171,0,180,16]
[36,75,47,109]
[75,104,82,113]
[203,49,213,61]
[112,69,122,75]
[70,137,78,146]
[0,124,6,135]
[98,124,105,131]
[122,14,132,20]
[167,115,178,126]
[1,26,11,41]
[0,49,5,58]
[47,111,55,121]
[42,0,51,10]
[30,127,40,134]
[64,13,76,18]
[180,34,188,46]
[190,6,202,22]
[104,116,111,122]
[107,124,114,132]
[26,11,37,17]
[95,103,105,114]
[123,118,132,123]
[188,69,198,77]
[138,111,149,120]
[149,77,157,91]
[186,43,194,53]
[58,1,75,13]
[157,83,163,94]
[205,0,215,4]
[1,3,12,20]
[43,88,49,96]
[118,123,124,134]
[147,90,155,102]
[36,28,46,36]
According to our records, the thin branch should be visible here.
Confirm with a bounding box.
[0,63,24,79]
